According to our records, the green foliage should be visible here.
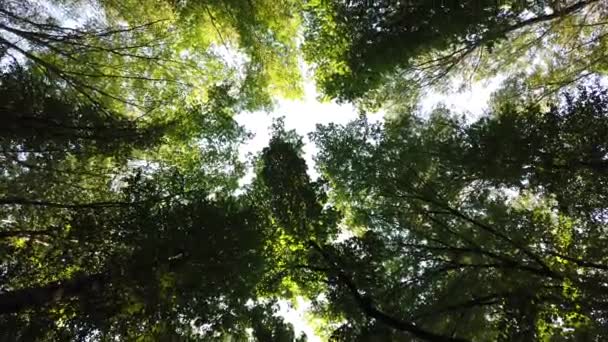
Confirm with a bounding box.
[463,86,608,216]
[304,0,513,100]
[0,1,306,339]
[303,0,608,105]
[301,87,608,340]
[1,0,304,117]
[173,0,304,107]
[3,0,608,340]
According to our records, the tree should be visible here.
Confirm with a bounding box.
[0,61,269,339]
[1,0,304,114]
[0,0,303,194]
[284,88,608,340]
[0,169,308,340]
[461,85,608,218]
[0,2,307,338]
[172,0,305,107]
[303,0,606,103]
[7,0,608,340]
[251,120,466,341]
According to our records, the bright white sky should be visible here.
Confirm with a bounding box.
[236,75,503,182]
[236,80,363,182]
[235,73,502,340]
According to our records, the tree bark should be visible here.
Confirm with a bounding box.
[0,273,106,315]
[0,197,131,209]
[0,230,53,239]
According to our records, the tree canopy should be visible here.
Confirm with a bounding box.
[2,0,608,340]
[308,88,608,339]
[303,0,607,104]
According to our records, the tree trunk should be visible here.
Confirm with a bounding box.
[308,240,468,342]
[579,159,608,173]
[0,273,106,315]
[0,230,53,239]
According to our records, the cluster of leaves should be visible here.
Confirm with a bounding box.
[221,86,608,341]
[303,0,608,105]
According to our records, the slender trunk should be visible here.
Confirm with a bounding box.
[0,197,131,209]
[0,273,106,315]
[0,230,53,239]
[0,253,188,316]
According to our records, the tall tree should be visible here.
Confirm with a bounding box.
[280,87,608,340]
[0,2,307,339]
[1,0,304,113]
[303,0,606,104]
[0,169,306,340]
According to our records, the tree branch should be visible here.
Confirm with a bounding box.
[308,240,468,342]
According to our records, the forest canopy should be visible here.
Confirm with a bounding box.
[1,0,608,341]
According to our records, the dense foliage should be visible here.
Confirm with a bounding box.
[309,88,608,340]
[2,0,608,341]
[303,0,607,103]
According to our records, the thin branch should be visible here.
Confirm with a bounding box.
[308,240,469,342]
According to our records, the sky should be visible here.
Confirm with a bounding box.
[235,73,502,340]
[236,80,371,182]
[236,75,502,182]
